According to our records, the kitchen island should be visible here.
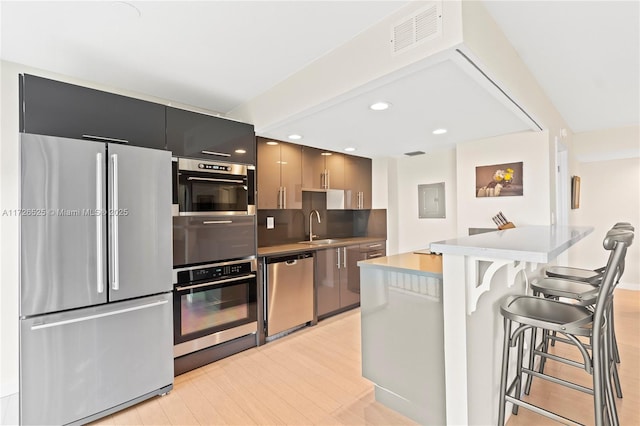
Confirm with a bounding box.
[358,225,593,425]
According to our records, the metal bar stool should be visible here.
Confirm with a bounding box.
[497,230,633,426]
[545,223,634,357]
[534,224,634,398]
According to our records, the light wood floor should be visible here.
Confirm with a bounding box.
[92,289,639,426]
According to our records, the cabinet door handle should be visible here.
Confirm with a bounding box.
[201,150,231,157]
[203,220,233,225]
[368,244,382,248]
[368,253,383,258]
[83,134,129,144]
[326,170,330,189]
[343,247,347,268]
[336,248,341,269]
[277,187,282,209]
[282,186,287,209]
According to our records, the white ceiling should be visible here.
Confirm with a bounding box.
[483,0,640,134]
[1,1,638,158]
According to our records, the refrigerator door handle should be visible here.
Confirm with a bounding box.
[111,153,120,291]
[96,153,104,294]
[30,300,168,330]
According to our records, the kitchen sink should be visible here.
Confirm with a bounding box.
[298,238,342,245]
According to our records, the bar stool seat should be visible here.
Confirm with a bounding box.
[545,265,603,284]
[501,295,593,335]
[531,277,599,304]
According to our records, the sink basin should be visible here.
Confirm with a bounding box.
[297,238,342,245]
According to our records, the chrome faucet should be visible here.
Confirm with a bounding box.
[309,209,321,241]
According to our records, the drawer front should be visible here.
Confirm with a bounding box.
[360,241,386,252]
[173,215,256,267]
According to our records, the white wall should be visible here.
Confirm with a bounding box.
[1,61,23,400]
[389,149,458,254]
[572,126,640,162]
[456,130,551,235]
[567,126,640,288]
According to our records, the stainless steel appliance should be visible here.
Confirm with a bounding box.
[172,157,255,216]
[173,258,258,374]
[19,133,173,425]
[265,252,314,338]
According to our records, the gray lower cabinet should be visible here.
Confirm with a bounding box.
[346,241,386,297]
[316,245,360,318]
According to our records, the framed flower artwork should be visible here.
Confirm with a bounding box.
[475,162,523,197]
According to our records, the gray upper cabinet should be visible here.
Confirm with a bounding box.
[301,146,344,190]
[344,155,372,209]
[166,107,255,164]
[256,137,302,209]
[19,74,166,150]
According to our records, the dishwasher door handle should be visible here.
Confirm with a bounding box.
[285,259,297,266]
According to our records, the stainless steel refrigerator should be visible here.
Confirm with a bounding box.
[19,133,173,425]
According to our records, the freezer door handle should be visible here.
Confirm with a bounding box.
[29,299,168,330]
[96,153,104,294]
[111,153,120,291]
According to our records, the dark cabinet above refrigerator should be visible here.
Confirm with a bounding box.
[166,107,256,165]
[19,74,166,150]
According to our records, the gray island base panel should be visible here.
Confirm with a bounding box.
[359,253,445,425]
[358,226,593,425]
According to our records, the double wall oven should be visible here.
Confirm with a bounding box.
[172,157,258,375]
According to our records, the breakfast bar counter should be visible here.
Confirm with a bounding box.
[358,225,593,425]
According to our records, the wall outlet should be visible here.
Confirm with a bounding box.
[266,216,274,229]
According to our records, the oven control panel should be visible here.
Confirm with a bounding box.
[175,260,255,285]
[198,163,232,172]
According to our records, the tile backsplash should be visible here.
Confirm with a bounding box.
[257,204,387,247]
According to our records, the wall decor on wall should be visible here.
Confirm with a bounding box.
[418,182,446,218]
[571,175,581,209]
[475,161,523,197]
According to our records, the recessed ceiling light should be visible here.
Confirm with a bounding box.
[288,134,302,140]
[235,149,246,154]
[266,141,279,145]
[344,147,356,152]
[432,128,447,135]
[369,101,391,111]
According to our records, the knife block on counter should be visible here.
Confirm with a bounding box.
[498,222,515,230]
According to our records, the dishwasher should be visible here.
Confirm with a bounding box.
[265,252,314,338]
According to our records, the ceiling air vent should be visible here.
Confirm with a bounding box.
[404,151,426,157]
[391,1,442,55]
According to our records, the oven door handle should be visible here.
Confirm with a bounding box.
[187,176,245,184]
[175,274,256,291]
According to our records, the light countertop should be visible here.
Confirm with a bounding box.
[358,252,443,276]
[429,225,594,263]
